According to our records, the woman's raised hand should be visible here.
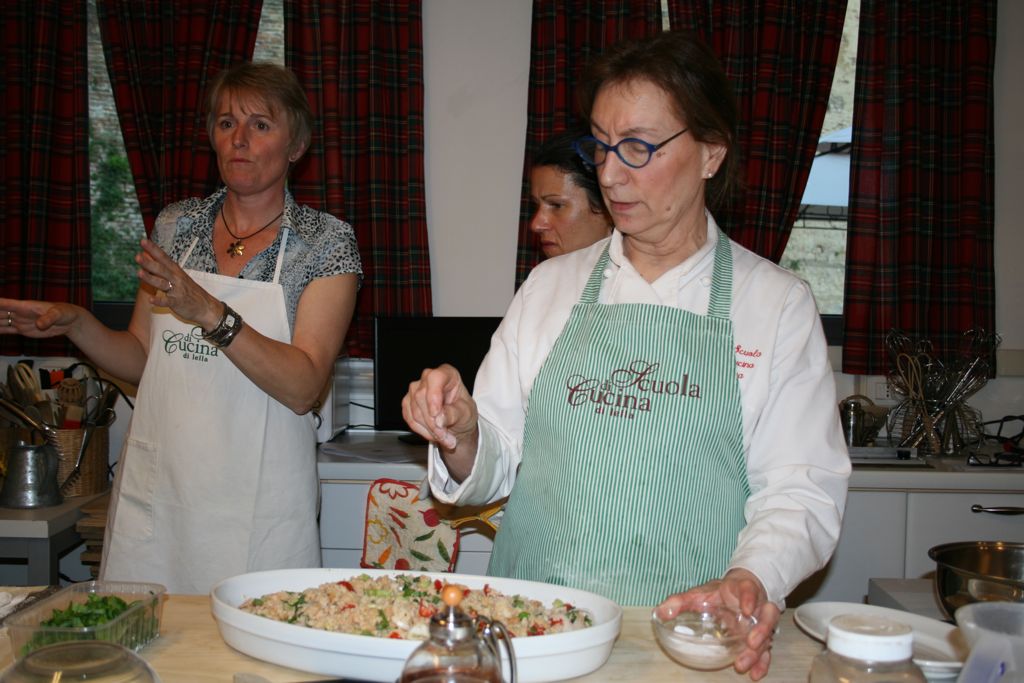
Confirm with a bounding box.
[0,298,83,339]
[402,364,479,452]
[135,239,221,331]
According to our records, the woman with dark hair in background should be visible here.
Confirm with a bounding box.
[1,62,362,594]
[403,31,848,680]
[529,129,613,258]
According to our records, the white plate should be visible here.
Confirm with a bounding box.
[211,568,622,682]
[794,602,969,680]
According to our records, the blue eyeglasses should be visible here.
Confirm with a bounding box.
[574,128,689,169]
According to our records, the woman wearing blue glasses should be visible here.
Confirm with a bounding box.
[403,31,848,680]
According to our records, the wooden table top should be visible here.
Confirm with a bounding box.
[1,594,826,681]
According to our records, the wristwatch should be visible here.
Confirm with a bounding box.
[202,302,244,348]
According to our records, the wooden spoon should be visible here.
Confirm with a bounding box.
[57,378,86,428]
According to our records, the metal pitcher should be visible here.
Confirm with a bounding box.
[839,398,865,447]
[0,441,63,508]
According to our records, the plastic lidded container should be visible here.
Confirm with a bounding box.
[809,613,927,683]
[5,581,166,659]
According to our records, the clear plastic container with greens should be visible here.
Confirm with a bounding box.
[5,581,165,658]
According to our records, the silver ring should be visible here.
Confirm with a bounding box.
[166,281,173,293]
[5,312,11,327]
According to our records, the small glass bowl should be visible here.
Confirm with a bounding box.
[0,641,159,682]
[651,601,757,671]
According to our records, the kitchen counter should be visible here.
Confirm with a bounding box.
[868,578,947,622]
[0,595,826,681]
[318,431,1024,489]
[318,430,427,481]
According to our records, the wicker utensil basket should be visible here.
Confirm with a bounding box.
[53,426,110,497]
[0,427,16,475]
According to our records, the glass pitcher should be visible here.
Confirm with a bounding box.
[399,585,516,683]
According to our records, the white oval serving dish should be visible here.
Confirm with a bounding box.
[211,567,622,682]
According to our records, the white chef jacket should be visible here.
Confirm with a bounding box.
[428,214,851,605]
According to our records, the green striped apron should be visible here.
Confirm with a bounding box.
[487,232,749,605]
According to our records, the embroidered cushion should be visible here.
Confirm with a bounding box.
[361,478,460,572]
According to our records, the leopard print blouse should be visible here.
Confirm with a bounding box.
[151,187,362,333]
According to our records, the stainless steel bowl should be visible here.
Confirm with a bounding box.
[928,541,1024,621]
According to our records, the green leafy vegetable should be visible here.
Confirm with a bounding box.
[41,594,136,629]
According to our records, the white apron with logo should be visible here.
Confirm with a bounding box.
[100,230,321,594]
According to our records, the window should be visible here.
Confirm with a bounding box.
[253,0,284,66]
[779,1,859,321]
[87,0,283,327]
[87,0,145,309]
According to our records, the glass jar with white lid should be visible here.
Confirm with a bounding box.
[809,613,927,683]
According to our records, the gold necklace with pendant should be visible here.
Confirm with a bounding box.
[221,204,284,258]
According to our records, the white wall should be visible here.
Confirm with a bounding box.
[421,0,1024,370]
[422,0,533,315]
[993,0,1024,354]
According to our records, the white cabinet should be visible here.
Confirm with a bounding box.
[791,467,1024,606]
[790,490,908,605]
[904,491,1024,578]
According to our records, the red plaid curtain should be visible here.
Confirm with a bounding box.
[841,1,996,375]
[286,0,431,357]
[668,1,848,262]
[95,0,265,235]
[514,0,661,288]
[0,1,91,358]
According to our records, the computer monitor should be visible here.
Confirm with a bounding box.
[372,315,503,433]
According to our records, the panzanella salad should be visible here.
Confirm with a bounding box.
[238,573,593,639]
